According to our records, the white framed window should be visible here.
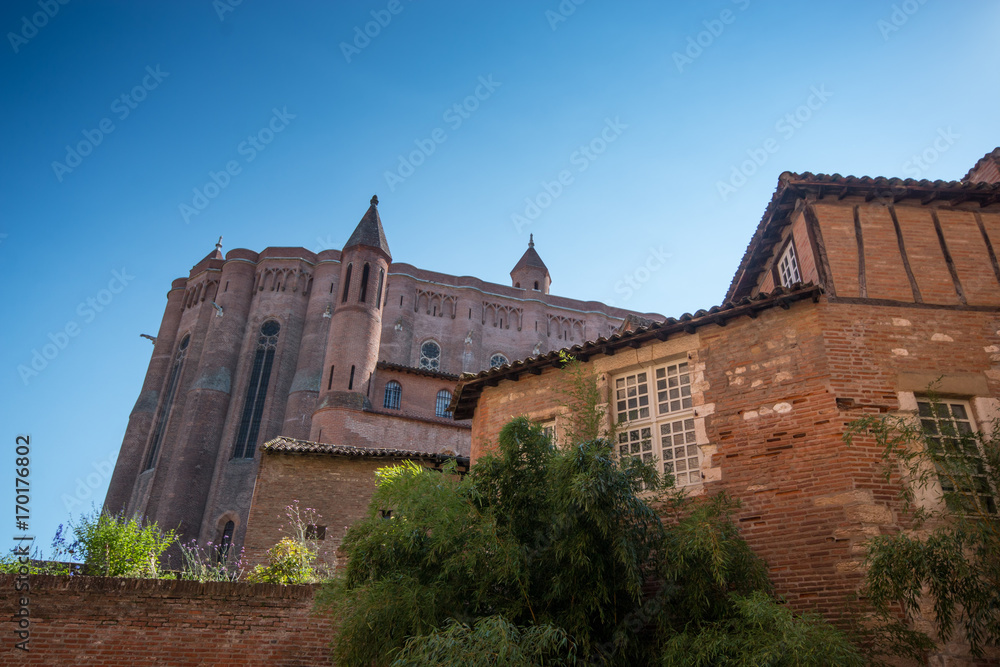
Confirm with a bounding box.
[538,419,557,443]
[419,340,441,370]
[614,359,702,487]
[916,397,996,514]
[490,353,509,368]
[778,241,802,288]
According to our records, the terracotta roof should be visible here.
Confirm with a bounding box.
[725,171,1000,301]
[261,436,467,465]
[511,235,549,275]
[377,360,460,380]
[344,195,392,259]
[450,282,823,420]
[963,148,1000,182]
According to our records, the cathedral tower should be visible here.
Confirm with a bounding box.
[310,196,391,443]
[511,234,551,294]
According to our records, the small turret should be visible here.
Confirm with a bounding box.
[311,195,392,443]
[511,234,551,294]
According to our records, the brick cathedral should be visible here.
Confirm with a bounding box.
[104,197,659,560]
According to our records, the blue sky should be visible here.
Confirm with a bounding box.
[2,0,998,555]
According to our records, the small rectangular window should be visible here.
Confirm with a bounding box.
[778,241,802,288]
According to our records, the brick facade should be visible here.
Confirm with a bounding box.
[455,153,1000,662]
[1,574,333,666]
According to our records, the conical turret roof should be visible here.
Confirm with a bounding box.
[344,195,391,259]
[512,234,549,275]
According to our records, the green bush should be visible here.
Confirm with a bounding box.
[246,537,317,584]
[72,510,175,578]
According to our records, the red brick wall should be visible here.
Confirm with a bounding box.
[0,574,333,666]
[244,451,447,569]
[468,297,1000,624]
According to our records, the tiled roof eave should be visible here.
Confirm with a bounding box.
[260,437,468,465]
[450,282,823,419]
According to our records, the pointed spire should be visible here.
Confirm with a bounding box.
[343,194,391,259]
[513,235,548,273]
[216,236,223,252]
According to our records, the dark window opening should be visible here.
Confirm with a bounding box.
[534,281,539,290]
[305,524,326,540]
[329,282,334,294]
[348,365,355,390]
[217,520,234,563]
[400,295,404,307]
[233,321,280,458]
[224,281,229,292]
[327,365,335,391]
[341,264,353,303]
[359,263,370,302]
[144,334,190,470]
[376,269,385,309]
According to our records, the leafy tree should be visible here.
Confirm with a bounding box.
[846,401,1000,659]
[318,417,864,666]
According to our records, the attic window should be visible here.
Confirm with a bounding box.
[778,241,802,288]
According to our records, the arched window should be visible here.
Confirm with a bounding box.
[359,263,370,302]
[490,353,509,369]
[144,334,190,470]
[217,520,234,563]
[435,390,452,418]
[384,381,402,410]
[419,340,441,371]
[233,320,281,459]
[376,269,385,308]
[341,263,353,303]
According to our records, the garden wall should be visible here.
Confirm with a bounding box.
[1,574,333,666]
